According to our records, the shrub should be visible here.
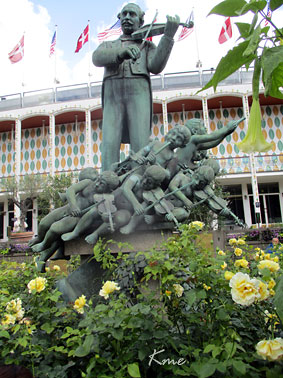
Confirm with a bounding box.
[0,224,282,377]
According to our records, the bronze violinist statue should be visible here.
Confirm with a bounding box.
[92,3,181,171]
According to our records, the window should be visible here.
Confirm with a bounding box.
[222,185,244,224]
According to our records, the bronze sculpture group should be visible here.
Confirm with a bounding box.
[29,3,245,272]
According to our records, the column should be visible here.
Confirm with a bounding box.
[85,109,92,167]
[14,119,21,178]
[49,114,55,177]
[242,94,261,226]
[202,97,210,133]
[14,119,21,225]
[162,100,169,135]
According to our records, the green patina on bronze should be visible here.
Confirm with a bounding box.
[92,3,180,171]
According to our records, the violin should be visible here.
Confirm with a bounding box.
[132,21,194,40]
[143,187,179,227]
[194,187,227,213]
[94,194,117,232]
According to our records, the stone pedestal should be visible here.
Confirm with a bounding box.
[64,228,176,257]
[57,228,176,302]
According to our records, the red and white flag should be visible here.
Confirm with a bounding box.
[8,35,24,64]
[218,17,232,44]
[75,24,89,53]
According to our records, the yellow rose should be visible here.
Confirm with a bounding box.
[256,338,283,361]
[217,250,226,256]
[53,265,61,272]
[272,256,279,262]
[1,313,16,326]
[270,289,275,296]
[99,281,120,299]
[237,238,246,245]
[27,277,47,293]
[255,280,269,301]
[74,295,87,314]
[221,262,227,270]
[255,253,260,261]
[234,259,249,269]
[234,248,243,257]
[224,271,234,280]
[258,260,280,273]
[188,221,204,230]
[268,278,276,289]
[173,284,184,297]
[45,267,50,272]
[229,238,237,246]
[229,272,260,306]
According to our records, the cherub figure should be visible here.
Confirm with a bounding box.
[176,117,245,170]
[33,171,122,272]
[61,172,131,245]
[120,165,189,234]
[29,167,99,248]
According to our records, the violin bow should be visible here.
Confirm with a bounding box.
[139,9,158,51]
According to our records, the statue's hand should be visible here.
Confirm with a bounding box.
[146,152,156,164]
[118,45,141,61]
[136,156,147,165]
[164,15,180,39]
[134,203,145,215]
[165,213,174,221]
[70,207,82,217]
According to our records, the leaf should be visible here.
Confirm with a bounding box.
[197,41,256,93]
[185,289,197,306]
[208,0,247,16]
[270,0,283,11]
[235,22,252,38]
[233,360,247,375]
[127,363,141,378]
[41,323,55,334]
[262,46,283,99]
[243,25,261,56]
[0,330,10,339]
[111,328,123,340]
[274,274,283,324]
[74,345,89,357]
[83,335,94,354]
[195,362,216,378]
[238,0,266,15]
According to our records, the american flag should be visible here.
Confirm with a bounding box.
[178,10,194,42]
[265,1,272,26]
[98,19,122,42]
[49,31,56,57]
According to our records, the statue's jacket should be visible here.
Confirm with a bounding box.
[92,34,174,143]
[93,34,175,81]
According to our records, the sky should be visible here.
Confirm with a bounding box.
[0,0,281,97]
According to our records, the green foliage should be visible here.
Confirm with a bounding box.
[0,226,282,377]
[37,173,76,222]
[0,174,47,231]
[199,0,283,100]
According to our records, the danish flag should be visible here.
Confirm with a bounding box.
[75,24,89,53]
[8,35,24,63]
[218,17,232,44]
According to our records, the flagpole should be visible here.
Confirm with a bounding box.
[54,25,58,87]
[192,8,202,85]
[87,20,91,97]
[21,31,25,107]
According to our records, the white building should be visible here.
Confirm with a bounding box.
[0,69,283,241]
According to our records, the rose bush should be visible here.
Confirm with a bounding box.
[0,224,282,377]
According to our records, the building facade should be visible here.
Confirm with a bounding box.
[0,69,283,241]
